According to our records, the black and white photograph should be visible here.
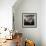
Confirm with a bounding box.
[22,13,37,28]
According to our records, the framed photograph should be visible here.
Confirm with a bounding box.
[22,13,37,28]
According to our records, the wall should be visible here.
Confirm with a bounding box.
[41,0,46,46]
[13,0,41,46]
[0,0,16,30]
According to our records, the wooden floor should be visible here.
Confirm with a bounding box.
[0,39,16,46]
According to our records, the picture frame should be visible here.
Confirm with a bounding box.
[22,13,37,28]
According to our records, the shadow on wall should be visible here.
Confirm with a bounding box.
[12,0,24,11]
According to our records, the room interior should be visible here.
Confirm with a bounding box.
[0,0,46,46]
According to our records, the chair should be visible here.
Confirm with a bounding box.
[14,33,23,46]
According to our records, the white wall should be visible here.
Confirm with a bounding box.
[41,0,46,46]
[13,0,46,46]
[13,0,41,46]
[0,0,16,30]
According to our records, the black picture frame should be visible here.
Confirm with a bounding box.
[22,13,37,28]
